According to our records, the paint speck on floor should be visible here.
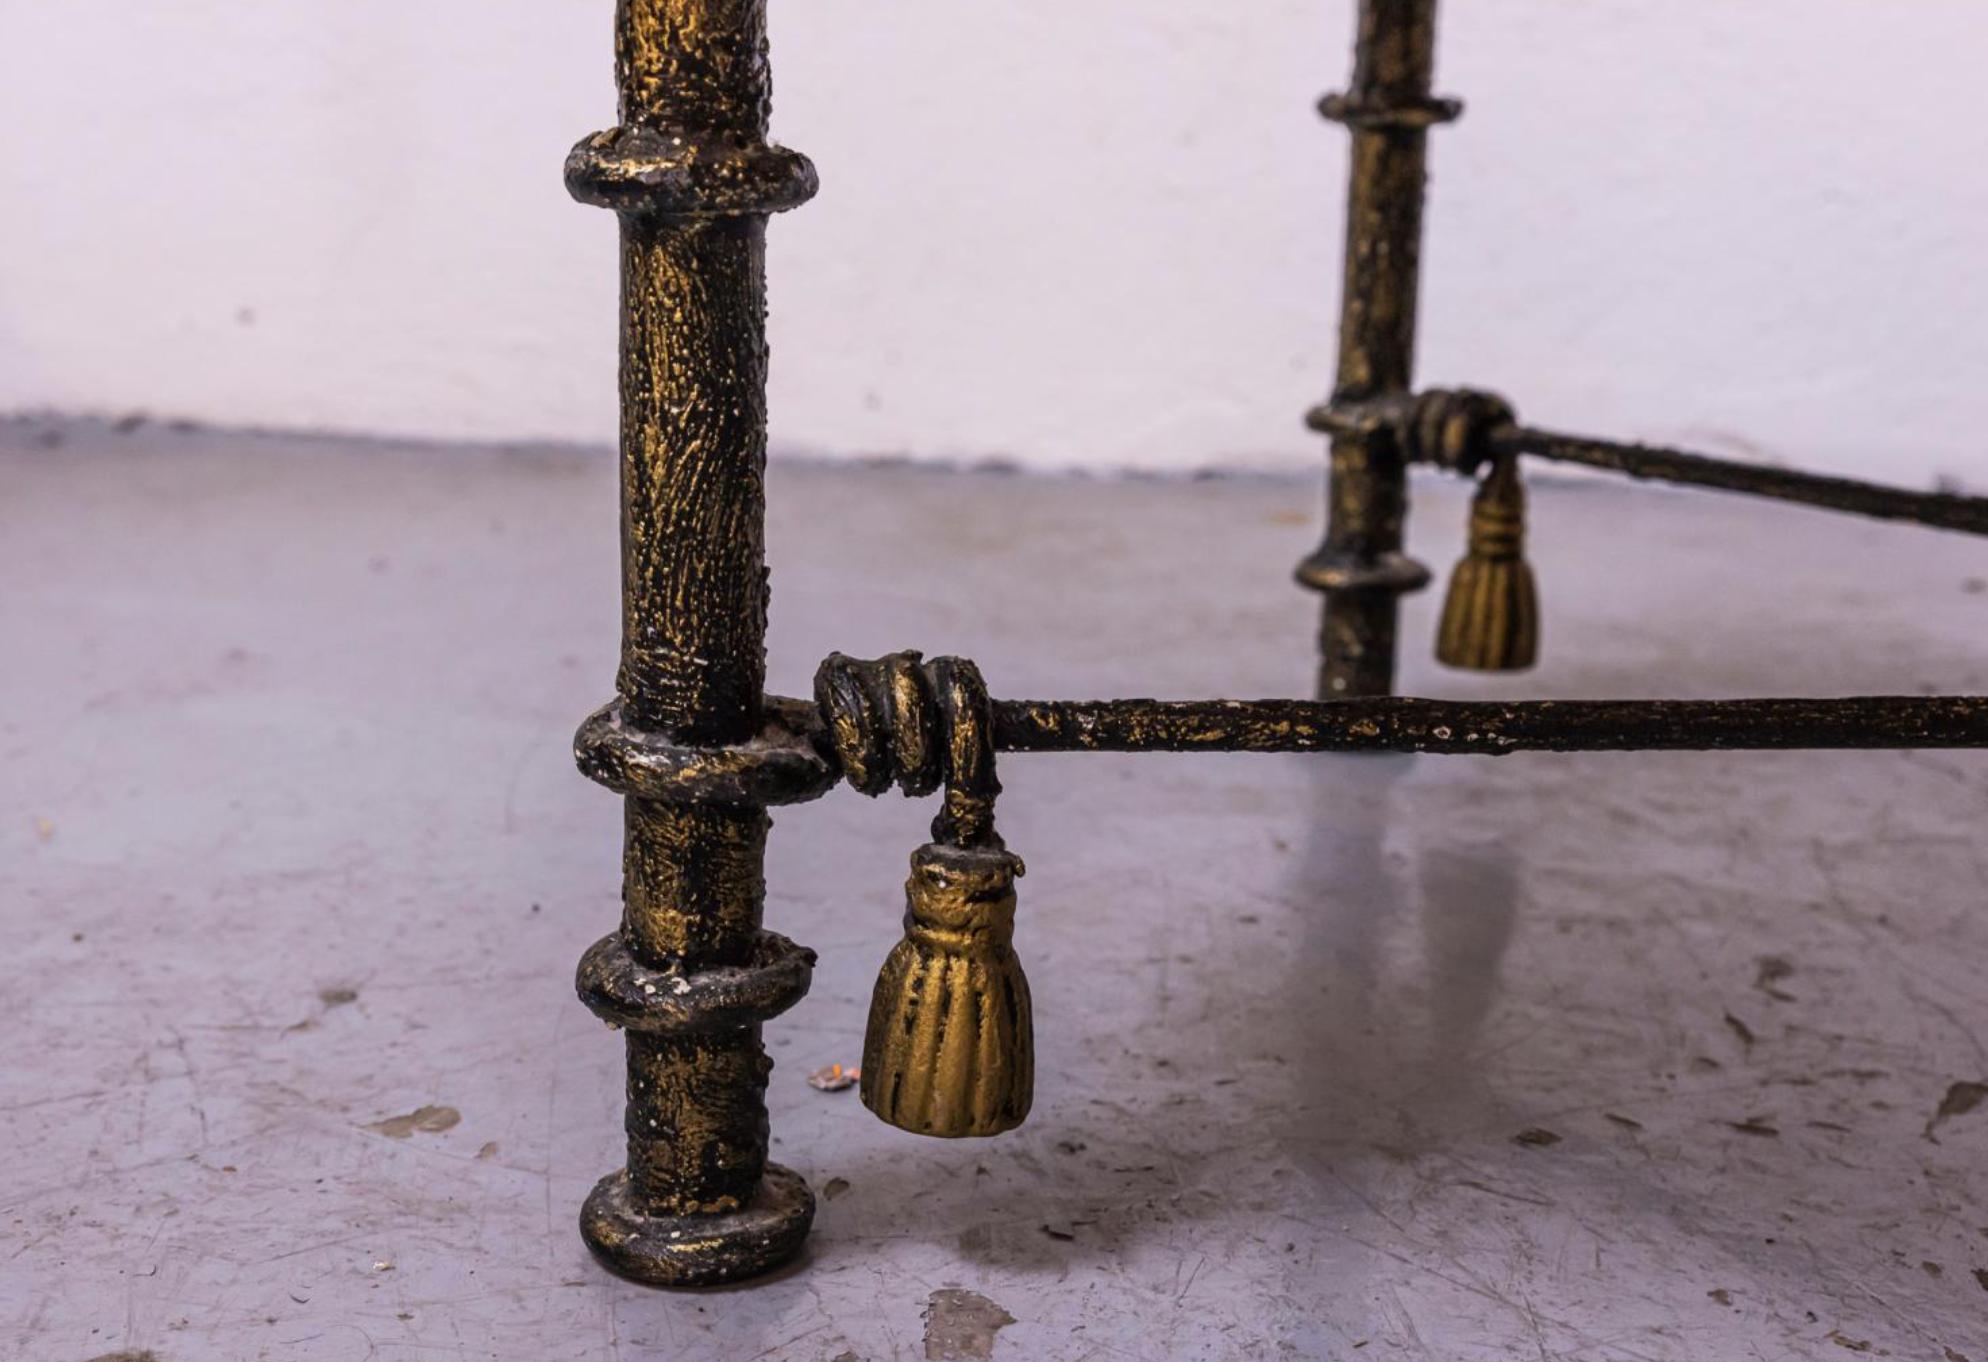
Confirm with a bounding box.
[923,1289,1015,1361]
[362,1105,460,1139]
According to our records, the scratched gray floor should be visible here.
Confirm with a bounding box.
[9,419,1988,1361]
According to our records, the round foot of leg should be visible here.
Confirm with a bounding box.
[580,1164,814,1288]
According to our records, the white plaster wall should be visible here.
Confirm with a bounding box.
[3,2,1986,482]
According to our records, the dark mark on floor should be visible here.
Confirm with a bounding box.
[1827,1332,1873,1353]
[1691,1056,1724,1072]
[1457,1179,1553,1207]
[1603,1113,1643,1131]
[822,1177,852,1201]
[1922,1261,1943,1278]
[1973,1267,1988,1294]
[1728,1117,1780,1138]
[1753,955,1796,1002]
[1724,1012,1757,1047]
[1041,1223,1076,1241]
[319,986,359,1008]
[922,1288,1015,1361]
[363,1105,460,1139]
[1707,1288,1733,1307]
[1947,1348,1974,1362]
[1054,1140,1086,1155]
[85,1353,160,1362]
[1513,1128,1561,1148]
[1925,1081,1988,1142]
[1808,1121,1852,1134]
[476,1141,499,1160]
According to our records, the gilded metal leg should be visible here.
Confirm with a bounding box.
[1297,0,1456,697]
[566,0,818,1288]
[540,0,1988,1296]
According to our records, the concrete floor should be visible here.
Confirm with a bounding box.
[8,418,1988,1362]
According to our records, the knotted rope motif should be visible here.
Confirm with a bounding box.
[811,651,1033,1138]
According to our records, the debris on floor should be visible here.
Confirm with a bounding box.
[808,1062,860,1092]
[362,1105,461,1139]
[922,1288,1015,1361]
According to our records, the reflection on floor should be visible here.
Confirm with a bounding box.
[8,418,1988,1360]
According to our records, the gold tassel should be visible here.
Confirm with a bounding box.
[860,841,1033,1138]
[1437,453,1539,672]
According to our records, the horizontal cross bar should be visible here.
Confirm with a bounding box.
[580,688,1988,809]
[1308,392,1988,538]
[1495,426,1988,538]
[989,696,1988,756]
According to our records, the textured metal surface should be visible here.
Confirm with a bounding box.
[1433,453,1539,672]
[860,843,1034,1140]
[791,667,1988,760]
[790,682,1988,768]
[1296,0,1450,698]
[1499,424,1988,537]
[579,1164,815,1290]
[987,695,1988,756]
[811,653,1036,1139]
[567,0,817,1286]
[574,697,837,808]
[813,652,1003,846]
[555,0,1988,1296]
[575,930,815,1035]
[1312,389,1988,538]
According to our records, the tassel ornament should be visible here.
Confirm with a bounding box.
[860,841,1033,1138]
[1436,453,1540,671]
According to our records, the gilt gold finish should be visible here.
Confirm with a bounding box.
[1296,0,1453,698]
[566,0,817,1289]
[861,842,1034,1139]
[814,652,1037,1137]
[563,0,1988,1287]
[1435,453,1539,673]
